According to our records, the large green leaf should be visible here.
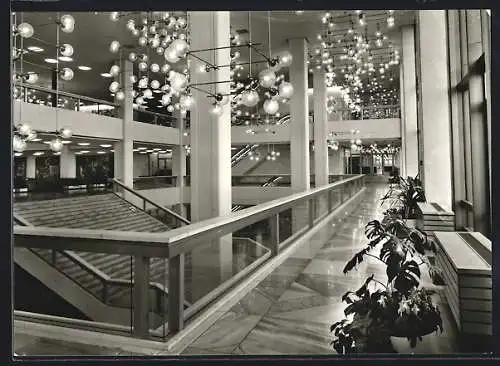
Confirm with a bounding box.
[393,260,421,293]
[365,220,385,239]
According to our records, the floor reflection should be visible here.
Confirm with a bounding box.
[183,183,459,355]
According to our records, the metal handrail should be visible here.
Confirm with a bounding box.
[13,214,174,311]
[15,82,118,108]
[14,175,364,257]
[133,175,176,181]
[113,178,190,225]
[133,107,177,122]
[14,174,366,337]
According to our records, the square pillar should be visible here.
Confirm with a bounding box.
[172,111,187,217]
[26,155,36,179]
[416,11,453,209]
[313,69,329,187]
[400,25,419,178]
[188,11,232,301]
[115,59,134,188]
[289,38,310,232]
[59,145,76,178]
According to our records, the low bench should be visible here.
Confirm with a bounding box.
[434,231,492,337]
[417,202,455,235]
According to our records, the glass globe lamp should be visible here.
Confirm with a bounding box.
[50,138,64,152]
[241,90,259,107]
[115,90,125,101]
[278,82,294,99]
[110,65,120,76]
[109,40,120,53]
[17,23,34,38]
[258,69,277,88]
[13,135,27,153]
[60,68,74,81]
[60,14,75,33]
[263,99,279,115]
[60,43,74,57]
[109,81,120,93]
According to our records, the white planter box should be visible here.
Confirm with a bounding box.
[434,231,492,336]
[417,202,455,235]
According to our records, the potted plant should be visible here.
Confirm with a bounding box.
[381,175,426,227]
[330,217,446,354]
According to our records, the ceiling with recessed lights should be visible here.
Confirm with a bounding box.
[15,10,414,108]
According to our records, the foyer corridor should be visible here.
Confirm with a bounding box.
[182,183,459,355]
[13,183,458,356]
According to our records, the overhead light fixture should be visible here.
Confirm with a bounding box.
[31,138,42,142]
[14,152,23,157]
[100,73,112,78]
[33,151,44,156]
[100,144,112,148]
[27,46,44,52]
[80,150,90,154]
[58,56,73,62]
[137,147,147,150]
[61,140,71,144]
[97,151,106,154]
[44,58,58,64]
[77,142,90,146]
[78,65,92,71]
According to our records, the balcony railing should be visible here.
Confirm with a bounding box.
[133,176,178,190]
[14,83,119,118]
[133,108,178,128]
[329,105,401,121]
[14,83,181,127]
[14,174,366,341]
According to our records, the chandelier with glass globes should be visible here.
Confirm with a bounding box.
[308,10,400,114]
[108,12,194,116]
[12,12,76,153]
[229,12,294,124]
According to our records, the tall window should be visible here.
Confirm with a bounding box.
[447,10,491,238]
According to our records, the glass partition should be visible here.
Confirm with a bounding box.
[15,83,119,118]
[14,175,366,342]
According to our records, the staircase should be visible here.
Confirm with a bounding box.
[14,193,170,232]
[231,144,259,167]
[14,193,176,313]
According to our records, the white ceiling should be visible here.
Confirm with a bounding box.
[15,10,415,102]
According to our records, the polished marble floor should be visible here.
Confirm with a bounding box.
[13,183,460,356]
[182,184,459,355]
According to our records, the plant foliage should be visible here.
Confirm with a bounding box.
[331,182,446,354]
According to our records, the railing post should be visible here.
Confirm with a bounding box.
[143,200,146,212]
[309,199,316,228]
[51,250,57,266]
[102,281,108,304]
[168,254,185,334]
[133,256,150,339]
[268,214,280,256]
[328,190,333,212]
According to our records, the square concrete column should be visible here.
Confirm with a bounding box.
[26,155,36,179]
[416,11,453,209]
[400,25,419,178]
[114,59,134,188]
[188,11,232,300]
[172,111,187,217]
[289,38,310,232]
[313,69,329,187]
[59,145,76,178]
